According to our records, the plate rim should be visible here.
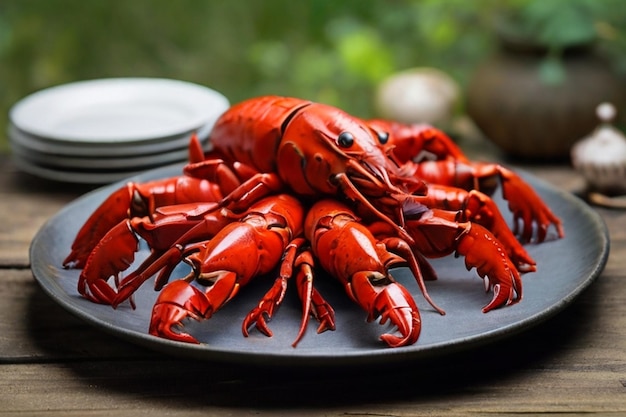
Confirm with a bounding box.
[9,77,229,143]
[8,122,213,158]
[30,164,610,367]
[10,138,190,170]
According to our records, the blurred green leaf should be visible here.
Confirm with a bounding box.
[521,0,599,48]
[333,25,394,84]
[0,0,625,153]
[538,55,567,85]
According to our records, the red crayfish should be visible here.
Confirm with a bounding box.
[63,95,563,348]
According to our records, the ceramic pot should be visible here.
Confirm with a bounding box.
[466,39,625,160]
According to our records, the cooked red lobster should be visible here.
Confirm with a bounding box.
[63,95,563,348]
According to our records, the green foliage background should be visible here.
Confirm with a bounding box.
[1,0,625,152]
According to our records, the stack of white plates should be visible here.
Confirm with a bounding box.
[8,78,230,184]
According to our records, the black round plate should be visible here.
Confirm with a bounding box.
[30,164,609,367]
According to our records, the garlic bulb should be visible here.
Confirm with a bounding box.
[571,103,626,194]
[375,68,459,126]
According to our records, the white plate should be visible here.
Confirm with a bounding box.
[10,138,189,170]
[12,153,150,184]
[8,122,212,158]
[9,78,229,143]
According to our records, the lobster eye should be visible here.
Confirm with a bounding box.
[337,132,354,148]
[377,131,389,145]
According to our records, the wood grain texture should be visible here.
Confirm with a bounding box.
[0,161,87,267]
[1,155,625,416]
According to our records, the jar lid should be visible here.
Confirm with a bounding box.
[572,102,626,203]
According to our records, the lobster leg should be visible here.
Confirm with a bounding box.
[379,236,445,315]
[291,247,336,346]
[182,149,261,195]
[242,236,336,347]
[112,242,199,308]
[241,238,301,339]
[218,172,285,213]
[368,119,470,163]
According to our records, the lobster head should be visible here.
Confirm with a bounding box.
[277,102,417,199]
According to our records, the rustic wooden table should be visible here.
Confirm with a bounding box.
[1,148,625,416]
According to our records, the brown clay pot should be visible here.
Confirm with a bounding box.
[466,40,625,160]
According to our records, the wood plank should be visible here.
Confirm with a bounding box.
[1,340,625,416]
[0,269,158,362]
[0,158,87,266]
[1,252,625,413]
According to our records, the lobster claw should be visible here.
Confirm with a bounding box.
[149,280,210,343]
[149,270,240,343]
[456,222,523,313]
[498,166,564,243]
[64,186,136,269]
[348,271,421,348]
[77,220,140,304]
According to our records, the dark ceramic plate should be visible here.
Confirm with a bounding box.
[30,164,609,367]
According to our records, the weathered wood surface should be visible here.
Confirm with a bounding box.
[1,155,625,416]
